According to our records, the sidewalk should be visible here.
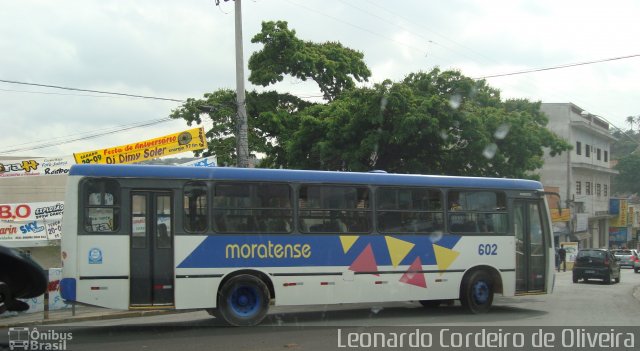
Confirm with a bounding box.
[0,305,180,328]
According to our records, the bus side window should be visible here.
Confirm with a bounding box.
[83,179,120,233]
[184,182,208,233]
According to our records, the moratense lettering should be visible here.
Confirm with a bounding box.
[225,242,311,259]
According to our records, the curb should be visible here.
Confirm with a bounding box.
[0,309,182,328]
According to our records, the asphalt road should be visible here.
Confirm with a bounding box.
[2,269,639,351]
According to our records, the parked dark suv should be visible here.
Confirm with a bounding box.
[572,249,621,284]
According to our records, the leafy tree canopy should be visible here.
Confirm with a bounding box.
[171,21,571,178]
[248,21,371,101]
[613,153,640,194]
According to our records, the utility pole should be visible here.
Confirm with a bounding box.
[216,0,249,168]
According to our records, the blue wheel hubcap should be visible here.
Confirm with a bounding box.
[472,280,489,304]
[229,286,260,317]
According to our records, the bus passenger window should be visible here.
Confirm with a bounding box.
[446,191,507,234]
[376,187,443,234]
[298,185,371,234]
[184,182,208,233]
[83,179,120,233]
[213,182,293,234]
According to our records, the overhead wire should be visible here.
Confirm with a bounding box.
[0,117,174,155]
[0,79,185,103]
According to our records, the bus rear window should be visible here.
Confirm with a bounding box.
[83,179,120,233]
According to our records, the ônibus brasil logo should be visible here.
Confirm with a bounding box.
[8,327,72,350]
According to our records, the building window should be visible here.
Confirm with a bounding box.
[604,151,608,162]
[586,182,591,195]
[576,141,582,155]
[597,148,601,161]
[585,144,591,158]
[604,184,608,197]
[576,181,581,195]
[596,183,601,197]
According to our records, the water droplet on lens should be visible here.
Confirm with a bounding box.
[494,124,510,139]
[380,97,388,112]
[483,144,498,159]
[449,94,462,109]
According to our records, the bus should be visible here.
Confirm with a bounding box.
[60,164,555,326]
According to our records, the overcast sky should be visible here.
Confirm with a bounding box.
[1,0,639,159]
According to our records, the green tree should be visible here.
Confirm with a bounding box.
[276,68,570,178]
[169,89,312,166]
[613,153,640,194]
[171,21,571,178]
[248,21,371,101]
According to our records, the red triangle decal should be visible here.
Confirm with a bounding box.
[399,256,427,288]
[349,243,378,276]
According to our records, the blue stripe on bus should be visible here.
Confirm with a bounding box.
[69,164,542,190]
[177,234,461,269]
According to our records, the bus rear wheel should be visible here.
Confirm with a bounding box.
[217,274,270,326]
[460,270,493,314]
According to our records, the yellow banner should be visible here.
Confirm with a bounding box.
[550,208,571,222]
[610,199,629,227]
[74,127,207,164]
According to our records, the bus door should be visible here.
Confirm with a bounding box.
[130,191,174,306]
[514,199,547,293]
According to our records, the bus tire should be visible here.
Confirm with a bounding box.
[460,270,493,314]
[217,274,270,326]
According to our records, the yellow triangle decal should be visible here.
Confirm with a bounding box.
[384,236,415,268]
[433,244,460,275]
[339,235,359,254]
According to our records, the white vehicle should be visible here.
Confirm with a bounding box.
[61,165,556,326]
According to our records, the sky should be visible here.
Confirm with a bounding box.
[1,0,639,159]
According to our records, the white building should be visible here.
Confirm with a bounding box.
[539,103,618,249]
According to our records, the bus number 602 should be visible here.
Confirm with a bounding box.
[478,244,498,256]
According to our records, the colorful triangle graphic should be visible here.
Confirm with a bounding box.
[384,236,415,268]
[399,256,426,288]
[339,235,359,254]
[349,243,378,276]
[433,244,460,275]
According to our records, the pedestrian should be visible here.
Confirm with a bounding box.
[558,245,567,272]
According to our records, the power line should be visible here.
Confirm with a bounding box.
[0,88,123,99]
[0,79,185,102]
[0,118,174,155]
[284,0,430,56]
[475,54,640,80]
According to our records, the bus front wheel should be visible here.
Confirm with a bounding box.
[460,270,494,314]
[217,274,270,326]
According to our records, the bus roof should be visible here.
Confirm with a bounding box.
[69,164,543,191]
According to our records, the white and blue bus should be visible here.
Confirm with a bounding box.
[60,164,554,326]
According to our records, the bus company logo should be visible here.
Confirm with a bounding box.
[88,248,103,264]
[8,327,72,350]
[225,242,312,259]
